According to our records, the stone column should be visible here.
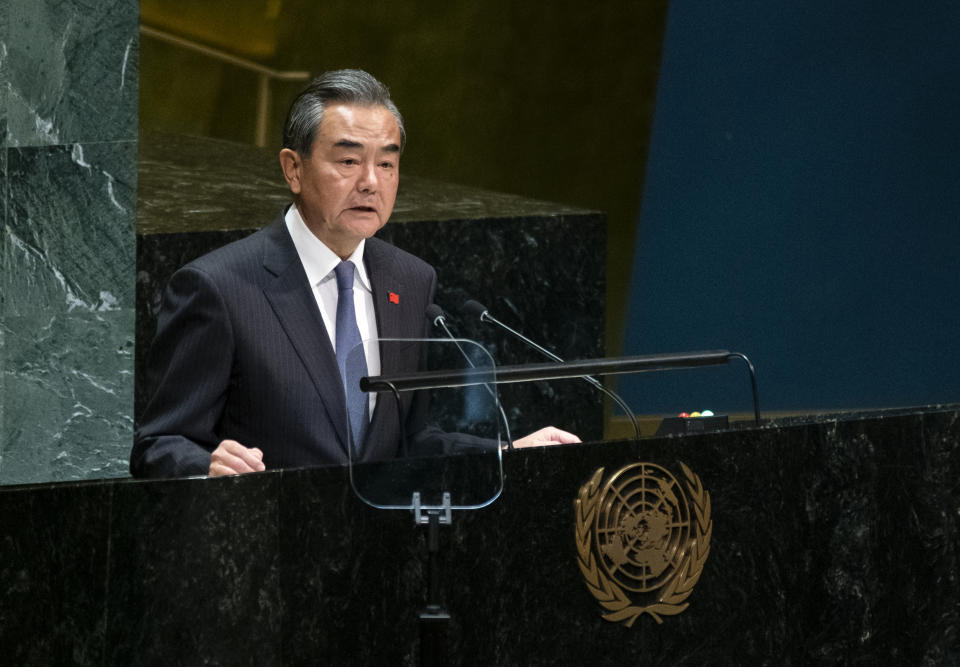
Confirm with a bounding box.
[0,0,138,483]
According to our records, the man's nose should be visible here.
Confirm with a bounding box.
[356,162,377,193]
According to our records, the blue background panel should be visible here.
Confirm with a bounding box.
[622,1,960,414]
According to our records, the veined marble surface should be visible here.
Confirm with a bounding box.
[138,130,594,235]
[0,0,138,485]
[2,142,135,482]
[1,116,6,476]
[1,2,9,477]
[4,0,138,147]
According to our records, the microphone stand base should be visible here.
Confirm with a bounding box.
[418,606,450,667]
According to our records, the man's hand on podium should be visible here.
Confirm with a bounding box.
[512,426,581,449]
[209,439,266,476]
[206,426,581,475]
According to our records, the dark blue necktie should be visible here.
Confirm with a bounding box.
[334,261,369,452]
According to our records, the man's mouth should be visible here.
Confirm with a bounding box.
[349,206,376,213]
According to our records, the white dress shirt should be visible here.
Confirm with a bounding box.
[285,205,380,416]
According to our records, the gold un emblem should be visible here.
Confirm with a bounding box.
[575,462,712,625]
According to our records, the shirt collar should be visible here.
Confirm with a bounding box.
[285,204,372,292]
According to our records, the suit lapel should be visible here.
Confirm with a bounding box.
[366,238,407,374]
[364,239,409,456]
[363,239,403,358]
[260,218,350,454]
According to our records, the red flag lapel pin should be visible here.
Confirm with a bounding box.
[389,292,400,305]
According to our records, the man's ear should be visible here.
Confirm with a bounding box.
[279,148,302,195]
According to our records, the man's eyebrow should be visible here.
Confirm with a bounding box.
[332,140,400,154]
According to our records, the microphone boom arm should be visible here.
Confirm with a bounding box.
[469,303,643,441]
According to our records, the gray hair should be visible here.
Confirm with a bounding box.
[282,69,405,155]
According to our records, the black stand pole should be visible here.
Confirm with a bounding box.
[418,511,450,667]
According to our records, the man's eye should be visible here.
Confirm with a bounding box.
[341,158,358,166]
[379,161,395,169]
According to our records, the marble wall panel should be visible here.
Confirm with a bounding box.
[1,128,6,476]
[1,0,7,136]
[1,141,135,484]
[4,0,138,147]
[1,1,8,477]
[1,0,139,485]
[0,0,7,99]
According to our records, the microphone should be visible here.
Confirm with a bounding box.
[426,305,513,450]
[425,303,445,328]
[462,299,641,441]
[427,304,475,365]
[463,300,567,364]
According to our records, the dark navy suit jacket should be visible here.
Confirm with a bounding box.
[131,214,438,478]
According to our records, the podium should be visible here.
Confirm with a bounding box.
[2,405,959,664]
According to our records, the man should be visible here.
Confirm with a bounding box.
[131,69,578,478]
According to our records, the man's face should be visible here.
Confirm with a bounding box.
[280,103,402,258]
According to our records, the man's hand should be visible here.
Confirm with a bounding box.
[209,439,266,476]
[512,426,581,449]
